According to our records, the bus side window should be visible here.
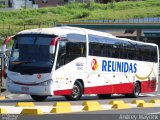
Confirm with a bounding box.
[56,41,67,69]
[66,42,86,63]
[89,43,102,56]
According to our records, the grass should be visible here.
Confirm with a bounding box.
[0,0,159,38]
[0,0,160,24]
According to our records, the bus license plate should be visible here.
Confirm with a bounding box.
[21,87,29,92]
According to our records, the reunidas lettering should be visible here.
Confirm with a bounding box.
[102,60,137,73]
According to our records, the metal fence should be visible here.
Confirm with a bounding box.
[0,23,52,37]
[0,17,160,37]
[77,17,160,23]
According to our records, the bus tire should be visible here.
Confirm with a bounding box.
[65,81,83,101]
[97,94,111,99]
[0,88,6,93]
[126,82,140,98]
[30,95,48,101]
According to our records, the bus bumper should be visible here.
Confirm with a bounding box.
[6,82,53,96]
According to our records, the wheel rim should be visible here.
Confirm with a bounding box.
[72,85,80,98]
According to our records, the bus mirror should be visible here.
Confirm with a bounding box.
[2,36,14,53]
[50,37,58,54]
[50,45,55,54]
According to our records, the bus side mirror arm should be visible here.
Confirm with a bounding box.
[1,35,14,53]
[49,37,68,54]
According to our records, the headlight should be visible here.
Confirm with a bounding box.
[40,79,53,86]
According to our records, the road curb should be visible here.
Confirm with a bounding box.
[16,102,35,107]
[111,103,131,109]
[131,100,145,104]
[137,103,155,108]
[109,100,125,105]
[21,108,43,115]
[149,99,160,103]
[0,99,160,115]
[82,101,102,111]
[51,102,72,113]
[0,108,7,114]
[53,102,71,107]
[0,96,6,100]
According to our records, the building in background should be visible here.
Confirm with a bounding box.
[68,0,95,2]
[34,0,64,8]
[8,0,69,9]
[9,0,34,9]
[3,0,144,9]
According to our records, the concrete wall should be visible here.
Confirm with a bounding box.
[11,0,32,9]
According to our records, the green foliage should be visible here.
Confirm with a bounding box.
[0,0,159,25]
[0,4,4,8]
[0,0,159,38]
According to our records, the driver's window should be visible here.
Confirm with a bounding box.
[56,41,67,69]
[10,40,19,62]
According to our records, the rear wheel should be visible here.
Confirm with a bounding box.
[65,81,83,101]
[30,95,48,101]
[97,94,111,99]
[125,82,140,98]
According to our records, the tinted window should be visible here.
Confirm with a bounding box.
[88,34,157,62]
[9,35,54,74]
[56,33,86,69]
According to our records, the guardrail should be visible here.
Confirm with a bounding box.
[76,17,160,23]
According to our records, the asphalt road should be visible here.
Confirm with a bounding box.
[0,83,160,120]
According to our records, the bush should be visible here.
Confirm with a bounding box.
[0,0,159,34]
[0,4,4,8]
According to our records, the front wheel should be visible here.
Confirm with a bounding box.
[0,88,6,93]
[30,95,48,101]
[65,81,83,101]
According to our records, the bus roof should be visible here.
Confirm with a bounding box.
[17,26,115,38]
[17,26,158,47]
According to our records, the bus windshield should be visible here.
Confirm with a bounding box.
[8,34,55,74]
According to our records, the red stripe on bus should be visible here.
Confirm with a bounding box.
[140,80,156,93]
[84,82,134,94]
[53,80,156,96]
[54,89,72,95]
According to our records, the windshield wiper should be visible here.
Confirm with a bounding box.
[10,61,32,70]
[11,61,31,65]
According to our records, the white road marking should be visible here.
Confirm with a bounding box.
[6,94,16,99]
[139,94,156,97]
[145,94,156,97]
[18,94,27,98]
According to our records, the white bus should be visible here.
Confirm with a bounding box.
[2,26,159,101]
